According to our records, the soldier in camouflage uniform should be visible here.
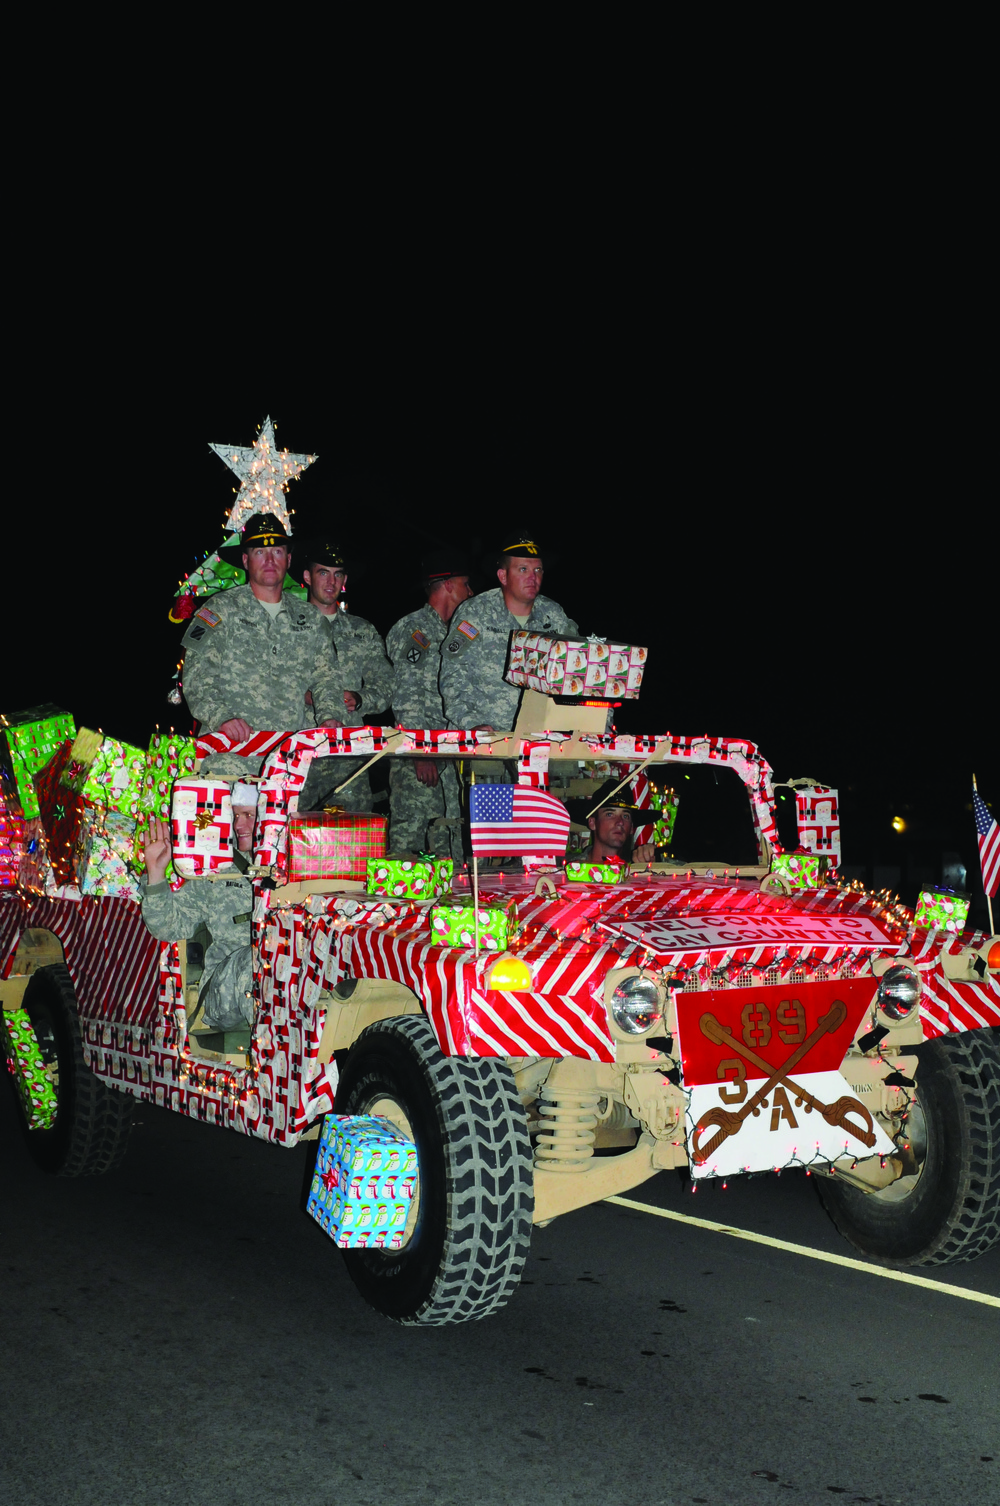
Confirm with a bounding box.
[139,788,257,1032]
[182,514,346,777]
[438,536,578,735]
[294,540,395,814]
[386,554,473,857]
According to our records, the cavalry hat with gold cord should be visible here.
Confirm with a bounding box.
[219,512,293,566]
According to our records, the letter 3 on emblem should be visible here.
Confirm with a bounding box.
[717,1058,747,1103]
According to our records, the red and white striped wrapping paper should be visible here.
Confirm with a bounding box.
[196,725,496,762]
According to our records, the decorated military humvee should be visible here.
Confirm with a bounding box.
[2,691,999,1327]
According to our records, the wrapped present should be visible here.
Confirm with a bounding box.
[34,741,84,886]
[287,811,387,882]
[0,788,25,889]
[366,857,453,899]
[506,633,647,700]
[133,732,198,875]
[429,897,518,951]
[565,860,629,884]
[649,787,679,849]
[795,785,841,871]
[62,729,146,818]
[75,807,140,900]
[0,704,76,820]
[915,887,971,934]
[306,1114,417,1249]
[170,781,234,876]
[770,851,829,890]
[0,1007,58,1130]
[17,817,54,896]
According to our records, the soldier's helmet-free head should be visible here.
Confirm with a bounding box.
[220,512,293,566]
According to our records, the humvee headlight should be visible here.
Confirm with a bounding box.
[877,965,921,1020]
[486,955,533,991]
[610,975,663,1035]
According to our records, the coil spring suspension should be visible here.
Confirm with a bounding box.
[534,1087,602,1170]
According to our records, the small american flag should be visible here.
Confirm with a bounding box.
[469,783,570,856]
[973,786,1000,899]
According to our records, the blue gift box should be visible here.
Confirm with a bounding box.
[306,1115,418,1250]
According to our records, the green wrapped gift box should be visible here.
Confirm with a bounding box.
[133,732,198,874]
[0,704,76,820]
[565,860,629,884]
[429,897,518,951]
[61,729,146,818]
[914,887,970,934]
[367,858,454,899]
[0,1007,58,1130]
[771,852,829,889]
[649,787,679,849]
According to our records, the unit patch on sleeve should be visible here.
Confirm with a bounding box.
[194,606,222,628]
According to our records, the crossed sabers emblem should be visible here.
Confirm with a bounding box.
[691,999,876,1166]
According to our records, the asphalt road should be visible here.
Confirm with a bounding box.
[2,1083,998,1506]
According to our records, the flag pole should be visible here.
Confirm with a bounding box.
[471,768,480,954]
[974,774,995,935]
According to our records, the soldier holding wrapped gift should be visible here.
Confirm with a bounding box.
[385,552,473,857]
[294,539,395,814]
[139,785,258,1032]
[181,514,347,776]
[438,536,578,735]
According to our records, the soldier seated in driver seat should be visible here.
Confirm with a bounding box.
[139,784,258,1033]
[584,782,656,864]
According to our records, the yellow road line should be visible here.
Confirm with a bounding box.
[604,1195,1000,1309]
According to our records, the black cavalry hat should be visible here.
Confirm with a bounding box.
[290,538,348,581]
[420,549,472,584]
[219,512,293,565]
[485,534,557,574]
[582,778,648,825]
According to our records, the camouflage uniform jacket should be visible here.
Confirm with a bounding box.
[182,585,346,733]
[386,602,450,726]
[142,871,252,989]
[438,588,578,731]
[325,610,394,716]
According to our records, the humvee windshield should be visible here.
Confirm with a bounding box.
[660,764,760,868]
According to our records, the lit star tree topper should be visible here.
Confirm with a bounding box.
[209,415,317,535]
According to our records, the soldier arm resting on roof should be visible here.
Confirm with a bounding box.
[180,516,347,743]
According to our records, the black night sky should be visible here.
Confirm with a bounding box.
[7,252,994,927]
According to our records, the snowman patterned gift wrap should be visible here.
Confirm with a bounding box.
[914,888,971,934]
[306,1115,417,1248]
[366,857,454,899]
[429,897,518,949]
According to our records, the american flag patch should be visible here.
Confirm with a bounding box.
[195,605,221,628]
[411,629,430,649]
[456,620,479,641]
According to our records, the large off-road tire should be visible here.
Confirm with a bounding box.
[335,1015,534,1325]
[10,964,133,1176]
[817,1026,1000,1266]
